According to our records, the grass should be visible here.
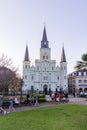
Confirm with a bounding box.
[0,104,87,130]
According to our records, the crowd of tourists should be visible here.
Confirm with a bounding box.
[50,90,69,103]
[0,94,39,114]
[0,90,69,115]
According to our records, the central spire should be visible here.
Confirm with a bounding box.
[41,26,49,48]
[24,44,30,62]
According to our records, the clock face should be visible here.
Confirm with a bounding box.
[44,42,46,45]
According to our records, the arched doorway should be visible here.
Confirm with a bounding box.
[31,86,34,92]
[84,88,87,92]
[43,85,48,95]
[79,88,83,93]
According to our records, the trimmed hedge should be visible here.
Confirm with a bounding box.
[38,97,46,102]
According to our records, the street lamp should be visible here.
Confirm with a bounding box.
[20,79,24,96]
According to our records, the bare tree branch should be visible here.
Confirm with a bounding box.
[0,53,13,67]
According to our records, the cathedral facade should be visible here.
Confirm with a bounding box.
[22,27,68,93]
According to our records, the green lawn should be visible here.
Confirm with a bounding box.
[0,104,87,130]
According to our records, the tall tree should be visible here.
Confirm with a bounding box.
[0,53,21,94]
[74,54,87,70]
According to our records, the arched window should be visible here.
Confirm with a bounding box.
[46,56,48,59]
[57,77,59,80]
[78,80,82,83]
[64,76,66,80]
[31,76,34,80]
[43,56,45,59]
[84,80,87,83]
[25,75,27,79]
[25,65,27,68]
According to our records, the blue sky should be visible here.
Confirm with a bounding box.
[0,0,87,75]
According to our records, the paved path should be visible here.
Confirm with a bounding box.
[12,96,87,112]
[68,96,87,105]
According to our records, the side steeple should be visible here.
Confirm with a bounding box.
[41,26,49,48]
[60,45,67,91]
[61,46,66,62]
[24,44,30,62]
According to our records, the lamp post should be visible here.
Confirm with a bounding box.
[20,79,24,96]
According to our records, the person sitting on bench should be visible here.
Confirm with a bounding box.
[14,96,20,105]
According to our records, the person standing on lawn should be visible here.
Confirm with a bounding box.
[0,95,6,114]
[56,92,60,103]
[35,95,39,106]
[9,96,15,112]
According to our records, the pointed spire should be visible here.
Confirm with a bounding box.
[61,46,66,62]
[42,26,48,42]
[24,44,30,62]
[41,26,49,48]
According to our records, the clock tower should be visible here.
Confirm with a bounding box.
[40,26,51,61]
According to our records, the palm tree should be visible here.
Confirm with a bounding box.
[74,54,87,70]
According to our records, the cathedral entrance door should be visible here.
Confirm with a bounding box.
[43,85,48,95]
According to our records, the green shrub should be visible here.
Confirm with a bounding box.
[3,97,9,102]
[38,97,46,102]
[38,94,45,98]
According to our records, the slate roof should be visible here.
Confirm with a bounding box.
[41,26,49,48]
[61,46,66,62]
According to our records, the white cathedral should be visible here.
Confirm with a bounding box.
[22,26,68,94]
